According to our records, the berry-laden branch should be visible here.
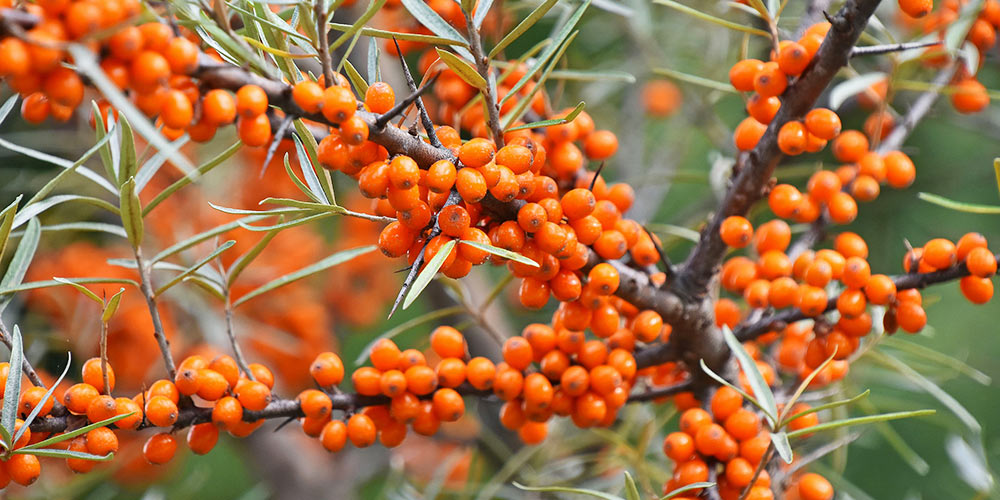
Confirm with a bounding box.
[735,252,1000,342]
[677,0,882,298]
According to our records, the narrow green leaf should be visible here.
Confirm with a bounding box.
[13,195,120,229]
[436,48,487,90]
[400,0,471,59]
[659,483,716,500]
[882,337,991,385]
[208,202,310,217]
[329,23,467,46]
[283,154,323,203]
[721,325,778,427]
[102,288,125,322]
[771,431,793,463]
[513,481,622,500]
[0,195,22,263]
[261,197,346,213]
[0,218,40,315]
[135,135,190,193]
[227,226,282,286]
[623,472,641,500]
[461,0,474,14]
[651,67,736,93]
[0,136,117,194]
[91,101,116,182]
[472,0,493,27]
[458,240,540,267]
[488,0,558,58]
[403,239,457,310]
[780,350,838,425]
[234,245,376,307]
[331,0,390,52]
[0,278,138,296]
[143,140,241,216]
[501,0,590,106]
[1,325,23,443]
[342,59,369,95]
[545,68,636,83]
[118,177,143,249]
[918,192,1000,213]
[53,277,104,305]
[0,95,18,125]
[945,0,985,51]
[116,115,138,187]
[237,212,333,232]
[13,448,114,461]
[184,274,227,300]
[652,0,769,36]
[786,410,936,440]
[506,101,585,132]
[20,412,134,451]
[292,132,334,206]
[367,37,380,83]
[241,35,313,58]
[784,390,871,425]
[149,215,268,263]
[871,350,982,433]
[25,130,115,208]
[501,31,579,128]
[14,352,71,445]
[829,72,887,110]
[155,241,236,296]
[14,222,126,238]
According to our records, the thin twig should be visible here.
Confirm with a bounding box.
[738,443,774,500]
[315,0,334,88]
[463,9,505,148]
[134,247,178,379]
[0,321,45,388]
[100,319,111,395]
[391,38,442,148]
[224,299,255,380]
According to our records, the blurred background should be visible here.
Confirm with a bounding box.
[1,0,999,498]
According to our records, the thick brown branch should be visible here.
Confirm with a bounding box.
[677,0,882,298]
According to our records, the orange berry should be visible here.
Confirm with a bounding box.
[143,432,177,465]
[804,108,842,140]
[236,84,269,117]
[832,130,869,163]
[729,59,765,92]
[734,117,768,151]
[365,81,396,114]
[292,80,325,114]
[899,0,933,17]
[310,352,345,387]
[966,247,997,277]
[798,473,834,500]
[720,216,753,248]
[187,422,219,455]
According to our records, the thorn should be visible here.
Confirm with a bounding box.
[273,415,297,432]
[851,40,941,58]
[589,161,605,192]
[392,37,443,148]
[260,114,294,179]
[643,224,676,284]
[373,72,441,131]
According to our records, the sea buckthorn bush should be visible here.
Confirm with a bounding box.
[0,0,998,498]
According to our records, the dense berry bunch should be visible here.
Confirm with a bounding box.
[0,0,998,497]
